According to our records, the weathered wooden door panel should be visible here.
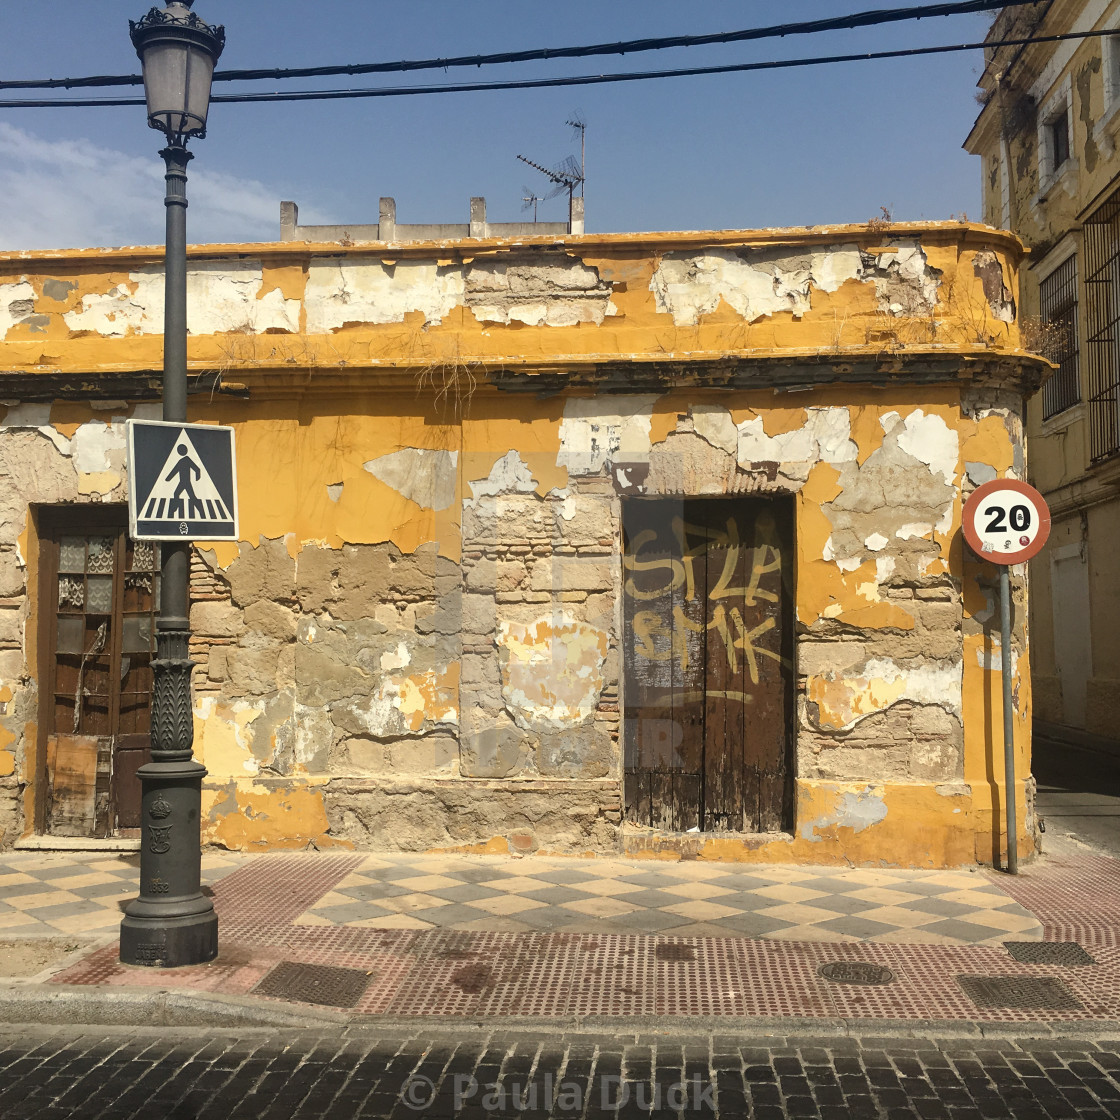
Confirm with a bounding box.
[623,497,793,834]
[735,505,792,833]
[112,734,149,832]
[701,509,748,832]
[45,735,99,836]
[39,513,159,838]
[623,499,703,831]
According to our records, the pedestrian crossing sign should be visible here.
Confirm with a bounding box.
[126,419,238,541]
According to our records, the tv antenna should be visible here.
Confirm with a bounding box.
[516,152,583,209]
[521,187,544,222]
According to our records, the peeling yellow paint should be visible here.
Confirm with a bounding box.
[259,263,306,304]
[202,780,349,851]
[499,615,609,726]
[213,406,463,563]
[394,664,460,732]
[807,661,961,731]
[1,226,1033,384]
[193,699,262,777]
[809,674,906,730]
[797,464,917,630]
[961,413,1015,475]
[625,782,981,867]
[76,471,120,496]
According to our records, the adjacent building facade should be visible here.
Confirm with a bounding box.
[0,219,1046,865]
[965,0,1120,759]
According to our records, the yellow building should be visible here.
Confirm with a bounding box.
[0,218,1047,866]
[965,0,1120,762]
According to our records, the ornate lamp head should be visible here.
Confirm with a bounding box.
[130,1,225,144]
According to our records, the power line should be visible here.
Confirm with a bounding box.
[0,0,1040,92]
[0,28,1109,112]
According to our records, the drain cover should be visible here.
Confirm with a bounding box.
[819,961,894,985]
[253,961,372,1008]
[956,975,1083,1010]
[1003,941,1096,966]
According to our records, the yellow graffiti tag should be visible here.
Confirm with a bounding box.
[625,512,785,685]
[637,690,757,707]
[674,605,781,682]
[623,528,686,601]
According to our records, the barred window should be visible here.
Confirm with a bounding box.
[1084,187,1120,460]
[1039,255,1080,420]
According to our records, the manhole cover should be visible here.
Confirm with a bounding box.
[1003,941,1096,966]
[819,961,894,985]
[253,961,372,1008]
[956,975,1084,1010]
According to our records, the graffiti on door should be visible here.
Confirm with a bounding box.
[622,498,793,833]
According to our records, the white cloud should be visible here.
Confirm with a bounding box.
[0,123,286,250]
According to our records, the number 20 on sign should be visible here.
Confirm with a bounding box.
[962,478,1051,566]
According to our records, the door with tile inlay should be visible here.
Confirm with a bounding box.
[37,507,159,838]
[622,497,794,833]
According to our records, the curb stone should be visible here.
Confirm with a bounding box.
[3,984,1118,1042]
[0,983,346,1028]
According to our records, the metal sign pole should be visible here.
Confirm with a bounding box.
[1000,563,1017,875]
[963,478,1049,875]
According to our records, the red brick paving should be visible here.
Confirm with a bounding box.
[986,847,1120,948]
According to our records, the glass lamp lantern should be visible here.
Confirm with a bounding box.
[130,0,225,143]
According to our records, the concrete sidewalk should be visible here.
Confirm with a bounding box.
[1,834,1118,1036]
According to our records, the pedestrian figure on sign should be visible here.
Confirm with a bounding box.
[166,443,203,517]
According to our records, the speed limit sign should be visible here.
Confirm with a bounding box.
[962,478,1051,565]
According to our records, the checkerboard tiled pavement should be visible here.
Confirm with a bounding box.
[4,832,1116,1027]
[286,854,1043,944]
[0,851,244,938]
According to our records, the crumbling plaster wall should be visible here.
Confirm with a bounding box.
[0,227,1040,861]
[0,226,1024,376]
[136,385,1029,861]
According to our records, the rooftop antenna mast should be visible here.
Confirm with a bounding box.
[566,113,586,202]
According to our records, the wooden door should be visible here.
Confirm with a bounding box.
[622,497,793,833]
[38,509,159,837]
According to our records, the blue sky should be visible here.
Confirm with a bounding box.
[0,1,995,248]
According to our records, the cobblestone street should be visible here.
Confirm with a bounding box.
[0,1024,1118,1120]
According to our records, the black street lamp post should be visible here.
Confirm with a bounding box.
[120,0,225,969]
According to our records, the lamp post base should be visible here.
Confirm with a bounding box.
[120,907,218,968]
[119,757,217,968]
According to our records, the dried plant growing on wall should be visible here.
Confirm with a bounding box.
[195,322,252,400]
[1019,315,1070,362]
[202,325,344,398]
[415,339,482,419]
[865,206,894,234]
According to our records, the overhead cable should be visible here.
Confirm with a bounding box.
[0,0,1042,92]
[0,28,1109,111]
